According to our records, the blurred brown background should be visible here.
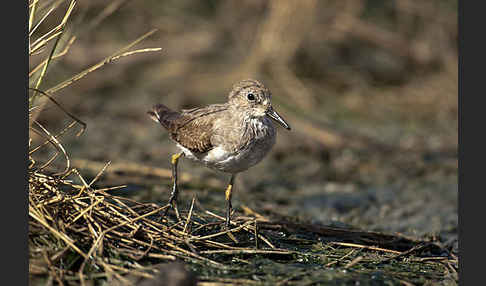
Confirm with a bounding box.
[30,0,457,244]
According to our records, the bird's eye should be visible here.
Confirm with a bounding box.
[247,93,255,101]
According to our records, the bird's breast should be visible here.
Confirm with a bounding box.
[202,117,276,173]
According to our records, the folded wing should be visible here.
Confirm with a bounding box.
[148,104,227,154]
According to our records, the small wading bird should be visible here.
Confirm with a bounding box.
[148,79,291,228]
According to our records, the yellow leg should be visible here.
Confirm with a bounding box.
[225,174,236,228]
[225,184,233,202]
[163,152,184,220]
[171,152,183,165]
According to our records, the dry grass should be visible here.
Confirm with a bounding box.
[28,164,458,284]
[28,162,280,284]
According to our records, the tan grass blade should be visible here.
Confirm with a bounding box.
[29,88,87,136]
[30,30,65,106]
[30,120,70,176]
[45,28,160,96]
[29,0,76,55]
[29,205,88,260]
[29,0,38,33]
[29,36,77,77]
[29,4,56,37]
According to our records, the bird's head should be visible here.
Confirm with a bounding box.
[228,79,291,130]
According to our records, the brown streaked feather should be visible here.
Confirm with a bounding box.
[147,104,181,130]
[149,103,228,154]
[176,104,228,130]
[171,104,228,153]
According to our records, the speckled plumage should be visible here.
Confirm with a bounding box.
[148,79,290,174]
[148,79,290,227]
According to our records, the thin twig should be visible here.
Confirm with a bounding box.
[45,28,159,95]
[330,242,402,255]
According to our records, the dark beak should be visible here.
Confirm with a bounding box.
[266,107,291,130]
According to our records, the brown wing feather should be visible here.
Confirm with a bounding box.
[169,104,228,154]
[147,104,181,130]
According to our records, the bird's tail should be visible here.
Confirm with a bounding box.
[147,104,181,130]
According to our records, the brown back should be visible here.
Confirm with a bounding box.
[149,104,228,153]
